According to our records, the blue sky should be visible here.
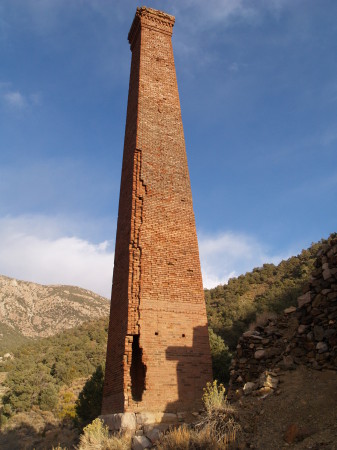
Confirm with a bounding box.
[0,0,336,297]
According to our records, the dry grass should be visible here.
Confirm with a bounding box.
[195,410,240,447]
[77,418,131,450]
[3,408,59,433]
[157,425,191,450]
[196,387,240,448]
[158,382,241,450]
[157,424,220,450]
[157,423,238,450]
[0,408,79,450]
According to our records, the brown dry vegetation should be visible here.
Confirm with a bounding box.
[0,408,80,449]
[77,419,130,450]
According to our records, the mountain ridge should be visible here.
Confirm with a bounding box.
[0,274,110,352]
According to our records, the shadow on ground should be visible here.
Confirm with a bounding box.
[0,418,79,450]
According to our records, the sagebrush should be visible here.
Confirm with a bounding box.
[77,418,130,450]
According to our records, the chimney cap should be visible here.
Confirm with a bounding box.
[128,7,175,48]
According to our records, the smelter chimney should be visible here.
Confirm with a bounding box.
[102,7,212,422]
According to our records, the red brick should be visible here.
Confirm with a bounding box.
[101,7,212,415]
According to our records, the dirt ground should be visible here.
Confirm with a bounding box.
[234,365,337,449]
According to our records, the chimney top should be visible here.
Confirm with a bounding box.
[128,7,175,48]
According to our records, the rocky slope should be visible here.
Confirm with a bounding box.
[229,235,337,396]
[0,275,110,352]
[228,234,337,448]
[235,365,337,449]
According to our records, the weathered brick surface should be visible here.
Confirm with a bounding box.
[102,7,212,415]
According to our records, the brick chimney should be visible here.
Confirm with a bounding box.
[102,7,212,419]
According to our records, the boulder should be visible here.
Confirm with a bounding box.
[243,382,256,395]
[298,292,311,308]
[254,349,266,360]
[132,435,152,450]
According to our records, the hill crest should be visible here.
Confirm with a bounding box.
[0,275,110,351]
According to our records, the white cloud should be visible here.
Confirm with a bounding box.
[170,0,293,30]
[198,231,286,288]
[195,0,258,25]
[0,216,114,298]
[170,0,293,72]
[0,216,289,298]
[0,83,41,110]
[170,0,257,26]
[4,90,26,109]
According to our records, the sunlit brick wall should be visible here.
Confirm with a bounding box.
[102,7,212,415]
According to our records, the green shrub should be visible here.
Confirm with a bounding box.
[196,380,240,447]
[208,329,232,383]
[81,418,109,442]
[3,362,58,414]
[39,383,58,411]
[0,413,8,428]
[202,380,226,412]
[57,390,77,420]
[77,418,130,450]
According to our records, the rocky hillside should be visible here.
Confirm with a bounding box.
[229,235,337,395]
[0,275,110,352]
[205,239,322,351]
[227,234,337,448]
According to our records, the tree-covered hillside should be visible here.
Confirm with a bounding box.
[1,317,108,422]
[205,239,325,350]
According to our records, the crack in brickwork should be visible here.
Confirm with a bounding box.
[124,149,147,409]
[129,149,147,336]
